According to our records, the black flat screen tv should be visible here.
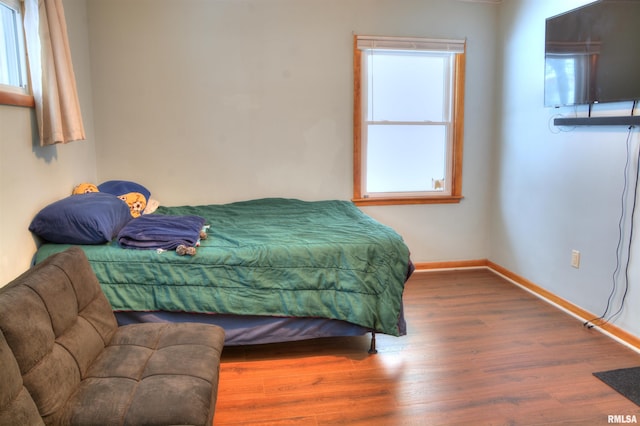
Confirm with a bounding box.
[544,0,640,108]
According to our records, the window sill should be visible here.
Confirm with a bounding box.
[0,91,35,108]
[352,195,463,206]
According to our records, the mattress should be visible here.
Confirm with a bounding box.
[35,198,411,336]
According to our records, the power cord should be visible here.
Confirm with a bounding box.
[584,123,638,329]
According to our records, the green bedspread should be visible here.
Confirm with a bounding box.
[35,198,411,336]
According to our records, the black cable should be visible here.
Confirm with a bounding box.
[584,125,638,329]
[601,125,639,325]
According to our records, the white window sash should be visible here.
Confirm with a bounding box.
[0,0,28,91]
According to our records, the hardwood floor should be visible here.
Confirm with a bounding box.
[214,269,640,425]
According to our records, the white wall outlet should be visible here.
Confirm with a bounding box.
[571,250,581,268]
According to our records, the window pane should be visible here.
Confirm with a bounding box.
[366,124,446,193]
[367,51,447,122]
[0,2,26,88]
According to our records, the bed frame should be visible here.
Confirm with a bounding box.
[115,311,393,354]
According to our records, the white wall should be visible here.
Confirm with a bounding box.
[0,0,97,284]
[86,0,499,264]
[492,0,640,338]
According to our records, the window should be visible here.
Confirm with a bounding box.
[353,35,466,205]
[0,0,33,107]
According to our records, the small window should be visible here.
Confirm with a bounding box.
[1,0,32,106]
[353,35,466,205]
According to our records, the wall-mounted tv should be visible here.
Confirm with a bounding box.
[544,0,640,108]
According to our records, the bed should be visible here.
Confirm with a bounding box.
[32,195,413,353]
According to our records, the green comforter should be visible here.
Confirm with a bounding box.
[35,198,411,336]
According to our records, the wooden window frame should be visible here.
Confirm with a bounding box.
[0,89,34,107]
[352,35,466,206]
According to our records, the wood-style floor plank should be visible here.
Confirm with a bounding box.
[214,269,640,425]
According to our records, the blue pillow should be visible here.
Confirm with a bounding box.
[98,180,151,201]
[29,193,133,244]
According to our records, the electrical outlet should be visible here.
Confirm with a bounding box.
[571,250,581,268]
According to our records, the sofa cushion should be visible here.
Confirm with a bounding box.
[0,329,44,426]
[59,323,225,425]
[0,248,118,423]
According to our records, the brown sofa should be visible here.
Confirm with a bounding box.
[0,247,225,425]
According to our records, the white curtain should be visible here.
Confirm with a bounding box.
[23,0,85,146]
